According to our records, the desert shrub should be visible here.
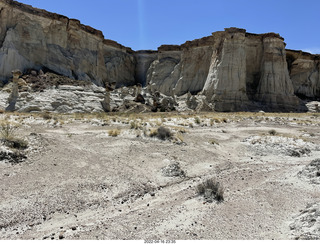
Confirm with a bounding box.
[175,132,185,143]
[108,129,121,137]
[194,117,201,124]
[130,121,142,130]
[157,126,173,140]
[268,129,277,135]
[210,118,214,126]
[41,112,52,120]
[0,121,28,150]
[3,138,28,150]
[148,128,158,137]
[0,122,16,140]
[196,178,224,202]
[155,120,162,126]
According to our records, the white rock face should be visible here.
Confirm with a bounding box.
[287,50,320,99]
[0,0,135,87]
[145,28,307,111]
[0,1,319,112]
[256,37,300,111]
[16,85,105,113]
[202,29,249,111]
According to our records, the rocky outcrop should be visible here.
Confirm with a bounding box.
[0,0,319,112]
[255,35,300,111]
[286,50,320,99]
[147,28,305,111]
[0,0,135,87]
[5,69,20,111]
[202,28,249,111]
[146,39,215,97]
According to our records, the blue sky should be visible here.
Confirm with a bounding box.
[19,0,320,53]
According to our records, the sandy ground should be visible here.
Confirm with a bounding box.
[0,112,319,240]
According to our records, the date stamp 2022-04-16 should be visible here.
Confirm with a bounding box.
[144,240,176,244]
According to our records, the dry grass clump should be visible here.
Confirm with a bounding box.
[40,111,52,120]
[130,121,143,130]
[174,132,185,144]
[0,121,28,150]
[149,128,158,137]
[196,178,224,202]
[108,129,121,137]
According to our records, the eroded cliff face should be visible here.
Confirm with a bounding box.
[0,0,319,112]
[202,28,249,111]
[0,0,135,87]
[146,28,306,111]
[286,50,320,99]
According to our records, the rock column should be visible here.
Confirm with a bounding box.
[256,36,300,111]
[202,28,250,111]
[6,69,21,112]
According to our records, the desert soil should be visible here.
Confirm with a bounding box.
[0,112,319,240]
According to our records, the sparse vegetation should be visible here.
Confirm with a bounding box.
[0,121,28,150]
[210,118,214,126]
[268,129,277,135]
[174,132,185,144]
[196,178,224,202]
[41,111,52,120]
[157,126,173,140]
[0,121,16,141]
[108,129,121,137]
[148,126,173,140]
[148,128,158,137]
[194,116,201,124]
[130,120,142,130]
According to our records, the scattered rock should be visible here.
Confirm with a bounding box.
[134,94,145,104]
[298,159,320,184]
[161,162,185,177]
[290,202,320,240]
[243,135,317,157]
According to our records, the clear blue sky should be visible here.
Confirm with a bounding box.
[18,0,320,53]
